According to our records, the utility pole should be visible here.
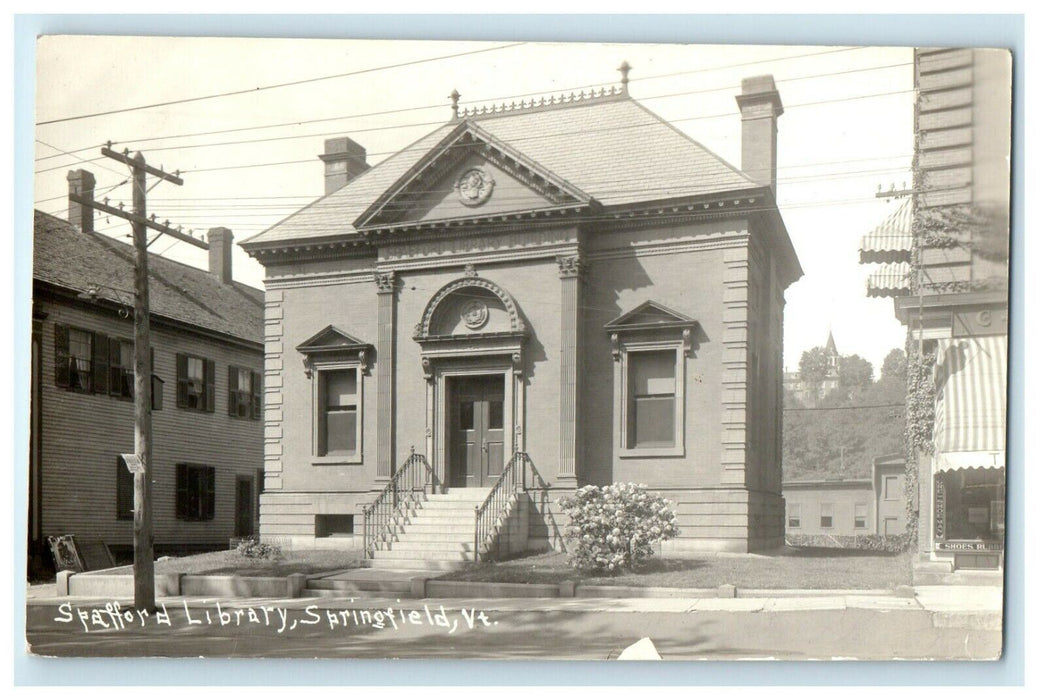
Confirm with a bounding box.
[70,145,206,612]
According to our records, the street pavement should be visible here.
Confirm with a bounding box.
[23,586,1002,660]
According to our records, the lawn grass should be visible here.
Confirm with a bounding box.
[84,548,363,578]
[436,546,913,590]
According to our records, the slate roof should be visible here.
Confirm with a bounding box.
[242,95,760,248]
[34,210,264,344]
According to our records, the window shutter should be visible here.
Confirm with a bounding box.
[150,348,162,410]
[203,467,215,520]
[108,338,123,396]
[116,457,134,519]
[175,464,188,520]
[204,359,216,413]
[176,354,188,407]
[54,324,70,387]
[92,332,109,394]
[228,365,238,416]
[251,371,262,419]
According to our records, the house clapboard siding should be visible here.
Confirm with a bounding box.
[30,207,264,571]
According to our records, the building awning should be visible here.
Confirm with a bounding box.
[859,198,912,264]
[866,262,911,298]
[933,335,1008,472]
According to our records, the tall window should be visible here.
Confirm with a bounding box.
[109,338,134,399]
[883,475,900,501]
[54,325,100,393]
[320,369,359,456]
[820,503,834,529]
[854,502,868,530]
[787,503,802,529]
[177,353,214,412]
[176,463,215,521]
[628,350,677,448]
[228,365,261,419]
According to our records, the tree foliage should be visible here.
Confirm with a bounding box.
[880,348,907,381]
[783,368,905,481]
[799,347,830,384]
[838,354,874,390]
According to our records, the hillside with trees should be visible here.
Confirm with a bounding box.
[783,347,906,481]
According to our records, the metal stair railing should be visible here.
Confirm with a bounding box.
[473,452,531,562]
[362,448,438,559]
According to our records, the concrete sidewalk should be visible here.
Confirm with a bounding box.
[24,584,1002,620]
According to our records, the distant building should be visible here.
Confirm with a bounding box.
[29,171,264,573]
[783,454,907,541]
[860,48,1010,578]
[783,331,841,406]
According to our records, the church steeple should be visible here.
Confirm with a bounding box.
[825,330,838,356]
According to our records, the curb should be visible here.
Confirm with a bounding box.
[59,567,916,602]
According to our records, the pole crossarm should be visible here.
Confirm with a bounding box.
[68,192,208,250]
[102,146,184,185]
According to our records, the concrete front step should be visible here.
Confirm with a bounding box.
[400,515,479,524]
[359,558,473,571]
[387,523,475,535]
[373,545,473,558]
[390,532,476,543]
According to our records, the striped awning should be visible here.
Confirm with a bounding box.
[859,199,912,264]
[933,335,1008,472]
[866,262,911,298]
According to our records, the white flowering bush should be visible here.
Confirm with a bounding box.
[559,483,680,573]
[236,537,283,561]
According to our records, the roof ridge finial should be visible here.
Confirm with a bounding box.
[450,89,461,120]
[618,61,632,96]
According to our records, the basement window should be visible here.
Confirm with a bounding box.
[316,514,354,537]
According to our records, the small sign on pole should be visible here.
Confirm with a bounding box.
[119,453,144,474]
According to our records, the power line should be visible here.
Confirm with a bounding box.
[43,160,914,223]
[153,86,913,178]
[36,139,129,179]
[36,150,914,207]
[35,42,526,127]
[34,82,914,176]
[36,46,876,161]
[37,58,912,166]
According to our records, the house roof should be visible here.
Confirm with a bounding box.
[34,210,263,344]
[242,94,761,248]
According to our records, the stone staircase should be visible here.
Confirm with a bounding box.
[364,488,494,571]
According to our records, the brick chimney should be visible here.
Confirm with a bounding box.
[67,169,96,233]
[207,227,234,284]
[735,75,784,196]
[319,137,369,195]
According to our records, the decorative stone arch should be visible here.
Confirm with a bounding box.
[414,276,527,340]
[413,274,529,486]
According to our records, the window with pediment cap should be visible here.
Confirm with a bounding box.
[605,301,700,458]
[297,325,374,464]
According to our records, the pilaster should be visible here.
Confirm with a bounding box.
[263,290,285,492]
[557,255,581,487]
[375,271,397,481]
[721,245,750,486]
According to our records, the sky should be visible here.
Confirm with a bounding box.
[33,36,915,373]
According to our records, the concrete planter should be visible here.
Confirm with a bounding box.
[61,571,306,599]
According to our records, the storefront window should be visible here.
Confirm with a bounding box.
[940,468,1005,542]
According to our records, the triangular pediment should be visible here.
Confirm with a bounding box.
[354,121,595,230]
[605,301,698,332]
[296,325,371,354]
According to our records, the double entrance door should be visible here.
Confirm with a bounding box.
[447,374,505,488]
